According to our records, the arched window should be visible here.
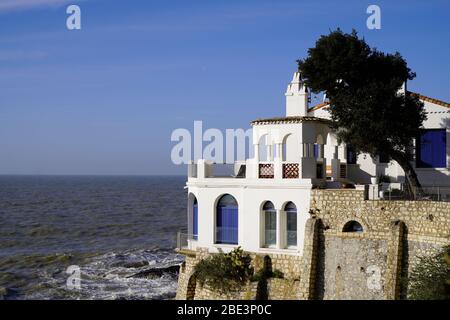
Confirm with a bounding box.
[342,221,364,233]
[263,201,276,247]
[216,194,238,244]
[285,202,297,247]
[193,197,198,240]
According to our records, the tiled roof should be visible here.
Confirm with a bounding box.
[308,92,450,111]
[407,91,450,108]
[251,116,331,126]
[308,101,330,111]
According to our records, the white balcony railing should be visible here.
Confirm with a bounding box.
[176,232,197,250]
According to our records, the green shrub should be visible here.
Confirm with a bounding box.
[378,174,391,183]
[389,188,405,197]
[193,247,253,293]
[272,269,284,279]
[251,268,284,282]
[407,245,450,300]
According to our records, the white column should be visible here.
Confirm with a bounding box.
[197,159,206,178]
[267,144,273,161]
[301,143,309,158]
[280,210,286,249]
[319,144,325,159]
[276,143,282,161]
[276,209,282,250]
[254,144,260,162]
[308,144,314,158]
[331,145,340,180]
[259,210,265,248]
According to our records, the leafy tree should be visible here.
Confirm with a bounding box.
[407,245,450,300]
[298,29,426,196]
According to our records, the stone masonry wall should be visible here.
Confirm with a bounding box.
[176,248,306,300]
[310,189,450,300]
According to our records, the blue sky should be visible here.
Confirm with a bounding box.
[0,0,449,175]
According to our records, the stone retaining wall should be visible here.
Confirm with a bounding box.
[310,189,450,300]
[176,249,306,300]
[176,189,450,300]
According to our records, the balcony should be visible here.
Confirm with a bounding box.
[259,163,274,179]
[176,232,197,251]
[209,163,246,178]
[282,163,299,179]
[188,160,246,179]
[188,162,197,178]
[188,158,328,181]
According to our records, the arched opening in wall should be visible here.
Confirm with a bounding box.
[282,133,300,162]
[262,201,276,247]
[284,202,297,247]
[193,197,198,240]
[186,274,197,300]
[342,221,364,233]
[216,194,238,244]
[188,193,198,241]
[258,134,269,161]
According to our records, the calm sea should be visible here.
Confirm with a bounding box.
[0,175,187,300]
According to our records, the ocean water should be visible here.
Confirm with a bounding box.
[0,175,187,300]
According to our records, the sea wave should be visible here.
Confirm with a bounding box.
[1,249,184,300]
[0,175,187,300]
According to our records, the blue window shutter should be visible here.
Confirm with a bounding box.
[347,145,356,164]
[216,208,223,242]
[434,130,446,167]
[193,204,198,240]
[417,129,446,168]
[231,207,238,244]
[216,206,238,244]
[314,144,319,159]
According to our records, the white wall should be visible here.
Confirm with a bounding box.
[187,182,312,256]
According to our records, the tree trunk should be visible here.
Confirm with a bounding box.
[390,150,423,199]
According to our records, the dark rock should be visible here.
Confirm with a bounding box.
[110,260,149,268]
[0,287,18,300]
[128,265,180,279]
[123,261,149,268]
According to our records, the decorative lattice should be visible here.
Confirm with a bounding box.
[259,163,274,179]
[283,163,299,179]
[340,164,347,178]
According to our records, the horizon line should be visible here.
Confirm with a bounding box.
[0,173,186,177]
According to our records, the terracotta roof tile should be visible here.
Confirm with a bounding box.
[251,116,331,126]
[309,101,330,111]
[407,91,450,108]
[307,92,450,111]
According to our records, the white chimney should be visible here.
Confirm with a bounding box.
[397,80,407,96]
[285,71,309,117]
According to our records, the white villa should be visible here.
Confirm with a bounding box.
[183,70,450,256]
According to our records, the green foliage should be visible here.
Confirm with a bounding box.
[251,268,284,282]
[378,174,391,183]
[389,188,405,197]
[193,247,253,293]
[407,245,450,300]
[298,29,426,192]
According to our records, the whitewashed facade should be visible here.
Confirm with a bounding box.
[183,71,450,257]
